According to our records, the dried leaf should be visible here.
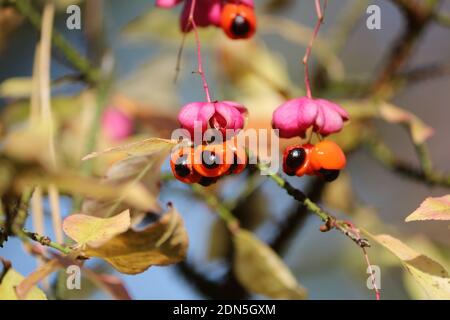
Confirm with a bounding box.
[371,234,450,299]
[82,138,177,161]
[15,259,61,300]
[233,229,307,299]
[84,205,188,274]
[379,103,434,144]
[63,210,131,248]
[0,268,47,300]
[14,171,158,212]
[406,195,450,222]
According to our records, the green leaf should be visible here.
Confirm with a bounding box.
[371,234,450,299]
[84,205,189,274]
[233,229,307,299]
[82,138,177,161]
[63,210,131,248]
[0,268,47,300]
[379,103,434,144]
[406,195,450,222]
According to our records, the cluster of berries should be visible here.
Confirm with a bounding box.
[170,140,247,186]
[156,0,256,40]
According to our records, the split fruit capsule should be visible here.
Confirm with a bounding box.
[283,141,346,182]
[220,3,257,40]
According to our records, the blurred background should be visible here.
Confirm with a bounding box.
[0,0,449,299]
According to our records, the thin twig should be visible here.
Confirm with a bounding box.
[22,228,72,255]
[302,0,327,98]
[257,162,370,248]
[186,0,212,102]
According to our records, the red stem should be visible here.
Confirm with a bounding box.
[362,247,381,300]
[187,0,212,102]
[302,0,327,99]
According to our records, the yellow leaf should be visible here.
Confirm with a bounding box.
[0,268,47,300]
[0,77,32,98]
[85,205,188,274]
[63,210,131,248]
[379,103,434,144]
[82,137,177,161]
[233,229,307,299]
[406,195,450,222]
[371,234,450,299]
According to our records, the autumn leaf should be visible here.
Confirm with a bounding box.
[82,137,177,161]
[379,103,434,144]
[14,171,158,213]
[406,195,450,222]
[15,259,61,300]
[0,77,32,98]
[0,268,47,300]
[63,210,131,248]
[371,234,450,299]
[233,229,307,299]
[84,205,189,274]
[82,145,170,221]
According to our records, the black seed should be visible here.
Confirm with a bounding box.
[175,163,191,177]
[231,15,250,37]
[286,148,306,170]
[202,150,219,169]
[199,177,217,187]
[319,168,340,182]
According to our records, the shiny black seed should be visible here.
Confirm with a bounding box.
[286,148,306,169]
[231,15,250,37]
[175,163,191,177]
[319,168,340,182]
[199,177,217,187]
[202,150,219,169]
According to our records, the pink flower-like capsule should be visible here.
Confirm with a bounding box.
[102,107,134,142]
[178,101,247,139]
[272,97,349,138]
[156,0,254,32]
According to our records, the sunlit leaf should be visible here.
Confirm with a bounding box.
[0,268,47,300]
[15,260,61,300]
[3,122,53,168]
[233,229,307,299]
[82,138,177,161]
[0,77,32,98]
[406,195,450,222]
[84,205,188,274]
[63,210,131,248]
[371,234,450,299]
[82,147,170,220]
[379,103,434,144]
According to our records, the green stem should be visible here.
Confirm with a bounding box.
[365,134,450,187]
[14,0,99,84]
[257,162,370,247]
[23,228,72,255]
